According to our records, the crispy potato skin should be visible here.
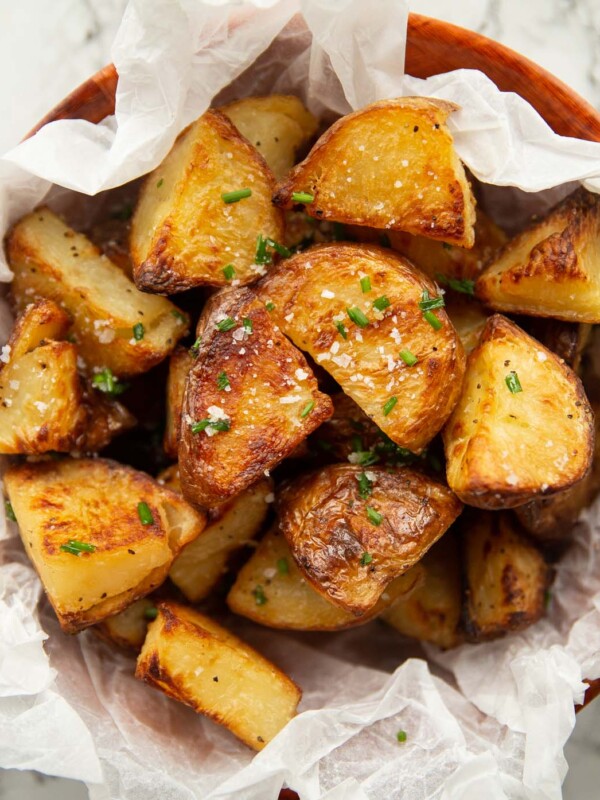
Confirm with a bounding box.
[130,109,284,293]
[179,287,333,507]
[273,98,476,247]
[257,243,466,453]
[4,458,205,632]
[163,346,193,459]
[476,188,600,322]
[461,512,550,642]
[277,464,462,615]
[75,387,136,453]
[228,525,423,631]
[94,597,156,651]
[517,317,591,372]
[135,602,301,750]
[443,314,594,509]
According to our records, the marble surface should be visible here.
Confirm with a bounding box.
[2,1,600,798]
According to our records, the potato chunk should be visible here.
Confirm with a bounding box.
[381,532,463,649]
[75,387,136,453]
[4,458,206,632]
[277,465,462,615]
[228,526,423,631]
[95,597,157,651]
[221,95,318,180]
[0,300,87,453]
[130,110,284,293]
[273,98,476,247]
[443,314,594,509]
[7,208,188,376]
[136,602,301,750]
[163,346,193,459]
[462,512,550,641]
[257,243,465,453]
[445,297,489,355]
[179,288,333,507]
[476,189,600,322]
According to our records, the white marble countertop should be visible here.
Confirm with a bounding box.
[1,1,600,798]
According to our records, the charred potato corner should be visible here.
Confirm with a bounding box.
[2,91,598,751]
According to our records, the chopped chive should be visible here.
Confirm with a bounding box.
[332,222,347,241]
[265,238,292,258]
[356,451,380,467]
[360,276,372,293]
[373,295,390,311]
[505,371,523,394]
[243,317,253,333]
[366,506,383,526]
[217,371,230,391]
[222,264,236,281]
[60,539,96,556]
[191,418,230,434]
[277,557,289,575]
[132,322,144,341]
[383,396,397,416]
[171,309,187,323]
[137,502,154,526]
[222,188,252,204]
[208,420,231,433]
[255,234,272,265]
[191,336,202,354]
[144,606,159,620]
[347,307,369,328]
[360,552,373,566]
[5,500,16,522]
[253,585,267,605]
[423,310,442,330]
[396,730,407,743]
[357,472,373,499]
[379,233,391,248]
[300,400,315,418]
[265,301,276,312]
[217,317,236,332]
[399,349,418,366]
[419,289,445,312]
[291,192,314,204]
[351,434,364,453]
[156,178,164,188]
[92,368,128,397]
[435,273,475,296]
[335,321,348,340]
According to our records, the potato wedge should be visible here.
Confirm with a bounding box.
[517,317,591,372]
[75,387,136,453]
[163,346,193,459]
[443,314,594,509]
[7,208,188,376]
[4,458,206,633]
[94,597,157,651]
[462,512,550,641]
[136,601,301,750]
[381,531,463,649]
[228,526,423,631]
[273,98,476,247]
[130,110,284,293]
[179,287,333,507]
[221,95,318,180]
[0,300,87,454]
[277,464,462,615]
[257,243,465,453]
[445,297,489,355]
[476,188,600,322]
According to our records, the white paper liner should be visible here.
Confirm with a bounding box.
[2,1,600,798]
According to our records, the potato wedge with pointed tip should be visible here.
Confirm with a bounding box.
[443,314,594,509]
[257,242,465,453]
[476,188,600,322]
[163,346,193,459]
[130,109,284,293]
[273,98,476,247]
[179,287,333,507]
[277,464,462,615]
[135,601,301,750]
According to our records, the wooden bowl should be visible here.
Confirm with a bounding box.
[25,11,600,788]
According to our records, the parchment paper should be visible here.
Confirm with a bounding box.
[2,1,600,798]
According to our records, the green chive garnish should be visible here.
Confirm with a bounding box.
[360,552,373,566]
[222,188,252,204]
[265,238,292,258]
[132,322,144,341]
[253,585,267,605]
[360,276,371,293]
[92,368,128,397]
[144,606,159,620]
[366,506,383,526]
[505,371,523,394]
[419,289,445,312]
[347,307,369,328]
[300,400,315,418]
[335,321,348,340]
[191,336,202,354]
[217,317,236,332]
[243,317,253,333]
[156,178,164,188]
[373,296,390,311]
[5,500,16,522]
[265,301,275,312]
[423,310,442,330]
[435,273,475,296]
[137,502,154,526]
[171,309,186,323]
[217,371,230,391]
[191,418,230,434]
[60,539,96,556]
[399,350,418,366]
[222,264,235,281]
[291,192,314,204]
[357,472,372,499]
[396,730,407,743]
[255,234,272,265]
[277,558,289,575]
[383,396,397,416]
[355,451,380,467]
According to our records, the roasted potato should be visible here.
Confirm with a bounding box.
[381,531,463,649]
[517,317,592,372]
[4,458,206,632]
[257,242,465,453]
[130,110,284,293]
[445,296,489,355]
[94,597,157,651]
[179,287,333,507]
[476,188,600,322]
[0,300,87,453]
[7,208,188,376]
[163,346,193,459]
[221,95,318,180]
[461,512,550,641]
[277,464,462,615]
[75,386,136,453]
[273,98,476,247]
[443,314,594,509]
[228,526,423,631]
[136,601,301,750]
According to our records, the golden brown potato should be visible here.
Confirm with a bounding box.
[381,531,463,649]
[179,287,333,507]
[443,314,594,509]
[227,526,423,631]
[462,512,550,642]
[4,458,206,633]
[221,95,318,180]
[476,188,600,322]
[163,346,193,459]
[136,601,301,750]
[94,597,157,651]
[277,464,462,615]
[257,242,465,453]
[7,208,188,377]
[130,110,284,293]
[445,297,489,355]
[75,387,137,453]
[0,300,87,453]
[273,98,476,247]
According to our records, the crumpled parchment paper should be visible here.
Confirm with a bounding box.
[2,1,600,798]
